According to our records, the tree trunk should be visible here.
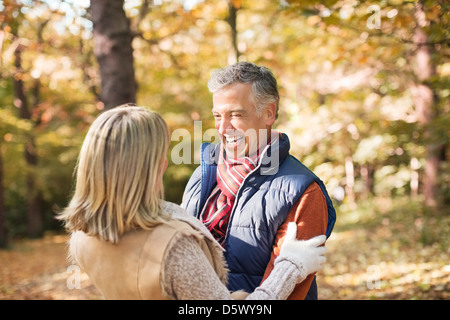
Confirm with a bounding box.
[227,0,241,63]
[14,45,43,237]
[360,163,374,200]
[345,155,356,207]
[89,0,137,110]
[411,1,439,208]
[410,157,420,198]
[0,141,6,248]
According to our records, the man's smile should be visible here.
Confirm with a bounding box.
[224,135,245,145]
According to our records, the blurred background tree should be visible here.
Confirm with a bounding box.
[0,0,448,247]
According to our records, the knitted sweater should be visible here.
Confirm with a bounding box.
[161,201,307,299]
[163,234,304,299]
[70,201,307,300]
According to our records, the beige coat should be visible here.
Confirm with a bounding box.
[69,212,228,300]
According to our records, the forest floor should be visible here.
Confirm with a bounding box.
[0,197,449,300]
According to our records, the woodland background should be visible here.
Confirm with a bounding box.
[0,0,448,299]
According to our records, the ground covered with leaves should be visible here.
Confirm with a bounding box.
[318,197,449,299]
[1,197,448,300]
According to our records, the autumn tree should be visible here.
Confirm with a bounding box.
[411,0,442,208]
[14,43,44,237]
[227,0,241,63]
[0,138,5,247]
[89,0,137,109]
[0,0,447,244]
[271,0,449,209]
[1,1,45,238]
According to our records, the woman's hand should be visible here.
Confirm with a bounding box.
[276,222,327,278]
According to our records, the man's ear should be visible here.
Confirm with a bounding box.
[264,103,277,127]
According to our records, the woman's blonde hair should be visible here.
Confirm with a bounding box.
[57,105,170,243]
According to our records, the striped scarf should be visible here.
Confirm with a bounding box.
[201,149,258,246]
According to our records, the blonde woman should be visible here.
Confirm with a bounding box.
[57,105,327,300]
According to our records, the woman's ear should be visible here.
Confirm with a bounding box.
[162,157,168,173]
[157,157,169,192]
[158,157,168,181]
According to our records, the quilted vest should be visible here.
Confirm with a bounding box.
[182,134,336,295]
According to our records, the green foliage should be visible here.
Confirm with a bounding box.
[0,0,448,239]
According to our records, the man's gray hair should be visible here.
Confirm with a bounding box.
[208,62,279,117]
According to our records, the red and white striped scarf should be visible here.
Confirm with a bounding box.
[201,132,280,246]
[201,149,258,246]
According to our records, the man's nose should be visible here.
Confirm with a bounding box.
[217,117,233,135]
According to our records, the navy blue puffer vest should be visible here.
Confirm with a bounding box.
[182,134,336,297]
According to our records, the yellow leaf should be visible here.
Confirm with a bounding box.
[230,0,242,9]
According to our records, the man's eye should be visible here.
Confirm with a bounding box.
[231,113,242,118]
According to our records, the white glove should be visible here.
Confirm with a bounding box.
[275,222,327,280]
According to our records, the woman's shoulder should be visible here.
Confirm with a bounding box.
[161,201,201,228]
[160,200,190,216]
[160,200,224,251]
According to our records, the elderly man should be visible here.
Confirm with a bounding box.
[182,62,336,299]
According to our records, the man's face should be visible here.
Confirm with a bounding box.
[212,83,275,159]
